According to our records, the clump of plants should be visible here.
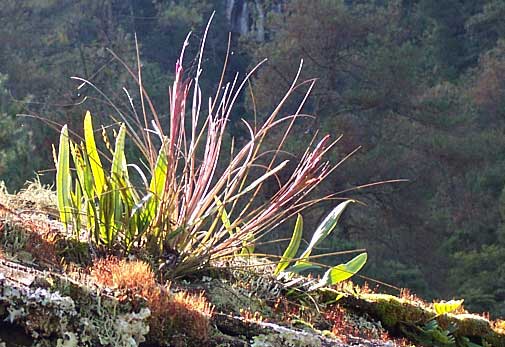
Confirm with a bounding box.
[54,26,368,283]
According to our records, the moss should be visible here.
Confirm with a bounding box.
[355,293,505,347]
[484,332,505,347]
[437,313,491,336]
[362,294,431,329]
[55,238,91,266]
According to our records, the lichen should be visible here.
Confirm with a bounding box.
[206,278,272,317]
[251,331,322,347]
[0,271,150,347]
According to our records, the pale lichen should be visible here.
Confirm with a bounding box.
[0,270,150,347]
[251,331,322,347]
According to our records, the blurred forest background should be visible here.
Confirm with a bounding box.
[1,0,505,317]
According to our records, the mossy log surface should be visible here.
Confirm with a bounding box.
[0,258,400,347]
[334,292,505,347]
[4,255,505,347]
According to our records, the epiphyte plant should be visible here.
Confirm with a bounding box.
[55,20,359,277]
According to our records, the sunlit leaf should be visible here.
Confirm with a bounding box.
[232,160,289,200]
[57,125,72,226]
[84,111,105,195]
[240,232,255,255]
[286,262,322,274]
[297,200,354,263]
[149,141,168,201]
[433,300,464,315]
[309,252,367,291]
[110,124,127,238]
[215,197,233,235]
[274,214,303,275]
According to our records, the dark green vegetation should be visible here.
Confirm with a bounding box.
[1,0,505,318]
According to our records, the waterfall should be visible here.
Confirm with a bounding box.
[224,0,284,42]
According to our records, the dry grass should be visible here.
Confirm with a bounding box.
[0,180,57,215]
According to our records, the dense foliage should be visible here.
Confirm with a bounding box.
[1,0,505,317]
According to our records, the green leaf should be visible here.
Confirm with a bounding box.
[149,141,168,200]
[111,125,127,179]
[98,182,114,244]
[70,142,94,199]
[95,124,128,246]
[70,180,83,236]
[146,141,168,222]
[214,197,233,236]
[131,193,152,217]
[433,300,464,315]
[84,111,105,195]
[309,252,367,291]
[240,232,255,255]
[274,214,303,275]
[286,262,322,274]
[297,200,353,263]
[221,206,232,234]
[56,125,72,226]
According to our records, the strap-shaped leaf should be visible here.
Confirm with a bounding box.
[71,142,94,200]
[149,141,168,199]
[146,141,168,220]
[98,182,114,244]
[240,232,255,255]
[274,214,303,275]
[84,111,105,195]
[286,262,322,274]
[70,180,83,233]
[214,197,233,236]
[309,252,367,291]
[57,125,72,225]
[110,124,127,239]
[433,299,464,315]
[297,200,354,263]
